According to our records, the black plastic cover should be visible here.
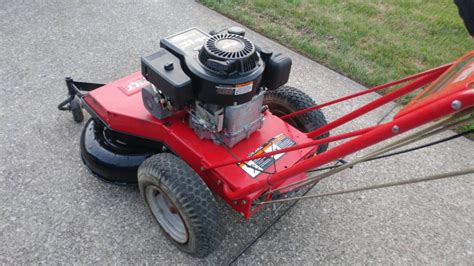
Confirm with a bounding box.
[142,85,173,119]
[160,28,210,59]
[141,49,193,109]
[261,53,292,90]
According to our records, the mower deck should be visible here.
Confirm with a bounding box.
[83,71,316,218]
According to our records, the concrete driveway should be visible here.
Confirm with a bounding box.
[0,0,472,264]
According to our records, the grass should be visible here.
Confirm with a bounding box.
[201,0,474,136]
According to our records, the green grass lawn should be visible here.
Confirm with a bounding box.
[201,0,474,134]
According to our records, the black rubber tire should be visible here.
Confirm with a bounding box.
[70,96,84,123]
[138,153,221,258]
[80,119,157,185]
[264,85,329,153]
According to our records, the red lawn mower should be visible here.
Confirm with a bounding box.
[58,27,474,257]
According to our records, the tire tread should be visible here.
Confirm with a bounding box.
[264,86,329,153]
[138,153,221,257]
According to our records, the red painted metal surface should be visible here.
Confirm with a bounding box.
[83,51,474,218]
[223,88,474,200]
[280,63,453,120]
[305,70,445,139]
[83,72,316,218]
[205,126,377,171]
[397,51,474,118]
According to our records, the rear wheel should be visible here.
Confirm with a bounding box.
[138,153,221,258]
[264,85,329,153]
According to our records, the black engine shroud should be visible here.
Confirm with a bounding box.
[141,28,292,108]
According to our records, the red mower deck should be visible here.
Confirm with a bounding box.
[84,71,316,218]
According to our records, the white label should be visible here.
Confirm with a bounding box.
[239,134,296,178]
[234,81,253,95]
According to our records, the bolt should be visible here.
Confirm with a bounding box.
[217,180,222,185]
[169,206,178,214]
[240,212,245,217]
[200,166,205,172]
[161,146,167,152]
[242,200,247,205]
[233,200,238,205]
[392,125,400,134]
[451,100,462,110]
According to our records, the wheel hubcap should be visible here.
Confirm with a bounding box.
[145,185,188,243]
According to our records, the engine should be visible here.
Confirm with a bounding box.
[141,27,292,147]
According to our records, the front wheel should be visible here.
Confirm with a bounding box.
[138,153,221,258]
[264,86,329,153]
[70,96,84,123]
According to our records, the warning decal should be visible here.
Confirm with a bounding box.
[216,81,253,96]
[239,134,296,178]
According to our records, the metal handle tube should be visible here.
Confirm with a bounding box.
[306,71,444,139]
[281,64,451,120]
[222,90,474,200]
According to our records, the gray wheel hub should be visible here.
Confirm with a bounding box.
[145,185,188,244]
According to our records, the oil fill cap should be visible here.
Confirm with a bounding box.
[164,62,174,71]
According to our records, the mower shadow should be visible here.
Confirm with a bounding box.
[90,173,308,263]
